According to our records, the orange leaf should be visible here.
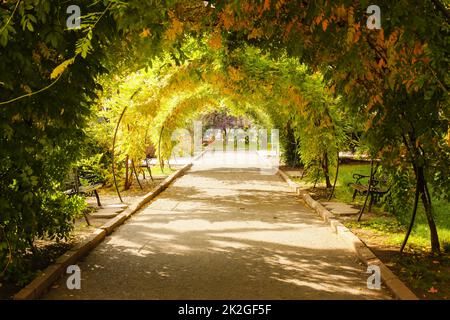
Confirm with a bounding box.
[221,7,234,30]
[139,28,151,38]
[413,42,423,55]
[315,15,322,25]
[428,287,438,294]
[377,59,386,69]
[374,94,383,105]
[208,33,222,49]
[322,20,328,32]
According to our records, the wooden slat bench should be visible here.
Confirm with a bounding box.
[138,158,154,181]
[64,167,104,206]
[348,173,390,211]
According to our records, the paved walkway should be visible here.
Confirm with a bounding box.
[44,151,391,299]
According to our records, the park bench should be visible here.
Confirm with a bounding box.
[138,157,154,181]
[348,173,390,212]
[63,167,105,206]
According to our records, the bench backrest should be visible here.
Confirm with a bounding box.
[63,166,104,192]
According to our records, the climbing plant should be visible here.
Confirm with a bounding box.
[0,0,448,281]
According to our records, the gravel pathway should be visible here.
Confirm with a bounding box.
[44,151,391,299]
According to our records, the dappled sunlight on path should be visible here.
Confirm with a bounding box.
[43,151,391,300]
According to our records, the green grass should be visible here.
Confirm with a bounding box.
[340,164,450,250]
[149,166,176,176]
[101,165,177,194]
[294,163,450,251]
[333,164,372,205]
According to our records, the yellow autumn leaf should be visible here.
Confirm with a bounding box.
[165,18,183,41]
[191,22,201,32]
[50,58,75,80]
[228,67,244,81]
[140,28,151,38]
[346,27,355,45]
[11,113,22,122]
[248,28,263,40]
[21,84,32,94]
[222,87,233,95]
[347,7,354,25]
[335,5,346,19]
[275,0,285,11]
[447,128,450,147]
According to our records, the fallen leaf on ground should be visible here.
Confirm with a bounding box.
[428,287,438,294]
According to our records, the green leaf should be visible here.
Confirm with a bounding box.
[27,21,34,32]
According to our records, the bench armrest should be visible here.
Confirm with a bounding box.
[353,173,370,179]
[352,173,370,184]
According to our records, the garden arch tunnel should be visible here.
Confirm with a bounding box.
[0,1,447,278]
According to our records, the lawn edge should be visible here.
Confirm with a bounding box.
[12,152,206,300]
[277,168,419,300]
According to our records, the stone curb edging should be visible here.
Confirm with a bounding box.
[99,163,194,236]
[13,161,195,300]
[277,169,419,300]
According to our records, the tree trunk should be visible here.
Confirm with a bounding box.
[401,128,440,253]
[400,169,421,252]
[124,155,132,191]
[416,166,440,253]
[131,159,143,190]
[322,152,332,188]
[328,150,340,200]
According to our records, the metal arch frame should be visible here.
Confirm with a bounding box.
[327,150,340,201]
[158,125,165,173]
[111,89,141,203]
[141,124,154,181]
[157,122,194,174]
